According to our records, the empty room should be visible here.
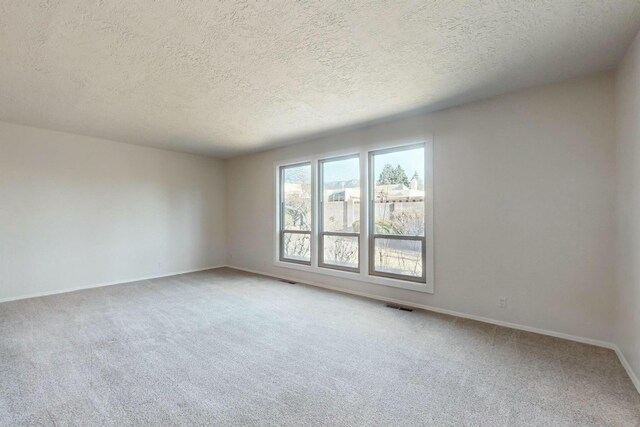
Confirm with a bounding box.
[2,1,640,426]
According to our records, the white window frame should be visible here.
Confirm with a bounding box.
[274,137,434,294]
[368,143,427,283]
[278,162,313,265]
[318,154,361,273]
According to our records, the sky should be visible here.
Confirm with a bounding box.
[373,147,425,181]
[323,156,359,183]
[323,146,425,183]
[283,146,425,184]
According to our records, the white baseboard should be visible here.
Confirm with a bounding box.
[227,264,640,395]
[0,265,226,304]
[613,345,640,394]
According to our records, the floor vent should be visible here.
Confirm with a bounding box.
[386,304,413,312]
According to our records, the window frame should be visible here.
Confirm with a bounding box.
[317,154,362,273]
[278,162,312,265]
[368,143,427,283]
[273,137,434,294]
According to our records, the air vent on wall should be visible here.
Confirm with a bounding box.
[386,304,413,312]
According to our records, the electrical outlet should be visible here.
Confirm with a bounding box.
[498,297,508,308]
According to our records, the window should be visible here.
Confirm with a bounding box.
[279,163,312,264]
[369,144,426,282]
[275,140,433,293]
[318,155,360,272]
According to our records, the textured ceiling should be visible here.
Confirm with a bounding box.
[1,1,640,158]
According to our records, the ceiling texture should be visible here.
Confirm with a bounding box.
[1,1,640,158]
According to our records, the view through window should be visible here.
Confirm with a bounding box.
[369,144,425,281]
[277,142,428,285]
[319,155,360,271]
[279,163,312,264]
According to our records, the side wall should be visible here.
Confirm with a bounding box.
[616,31,640,387]
[226,73,617,343]
[0,122,227,301]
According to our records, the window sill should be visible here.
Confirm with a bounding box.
[273,260,434,294]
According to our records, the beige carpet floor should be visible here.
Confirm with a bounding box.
[0,267,638,426]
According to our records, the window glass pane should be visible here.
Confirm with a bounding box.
[321,157,360,233]
[283,232,311,262]
[372,146,425,236]
[373,238,423,278]
[322,235,359,269]
[282,164,311,231]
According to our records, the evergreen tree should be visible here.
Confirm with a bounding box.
[378,163,412,186]
[377,164,395,184]
[393,165,410,187]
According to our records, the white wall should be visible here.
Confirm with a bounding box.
[226,73,617,343]
[616,31,640,385]
[0,121,226,301]
[0,71,625,356]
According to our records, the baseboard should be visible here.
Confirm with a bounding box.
[613,345,640,394]
[228,264,640,394]
[0,265,226,304]
[228,265,612,347]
